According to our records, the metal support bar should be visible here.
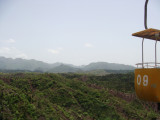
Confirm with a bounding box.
[155,40,157,67]
[142,38,144,68]
[144,0,149,29]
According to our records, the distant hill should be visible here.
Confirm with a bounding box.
[47,64,81,73]
[82,62,135,71]
[0,56,135,73]
[0,57,59,71]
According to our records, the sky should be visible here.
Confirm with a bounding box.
[0,0,160,66]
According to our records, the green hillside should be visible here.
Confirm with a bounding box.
[0,73,159,120]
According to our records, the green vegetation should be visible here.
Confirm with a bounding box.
[0,73,159,120]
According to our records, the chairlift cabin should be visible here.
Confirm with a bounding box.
[132,0,160,103]
[132,28,160,102]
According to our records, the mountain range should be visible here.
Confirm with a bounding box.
[0,56,135,73]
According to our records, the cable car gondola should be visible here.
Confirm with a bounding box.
[132,0,160,102]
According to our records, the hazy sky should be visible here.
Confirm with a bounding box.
[0,0,160,66]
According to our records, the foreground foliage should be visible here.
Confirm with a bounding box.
[0,73,159,120]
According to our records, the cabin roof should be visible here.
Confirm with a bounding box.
[132,28,160,41]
